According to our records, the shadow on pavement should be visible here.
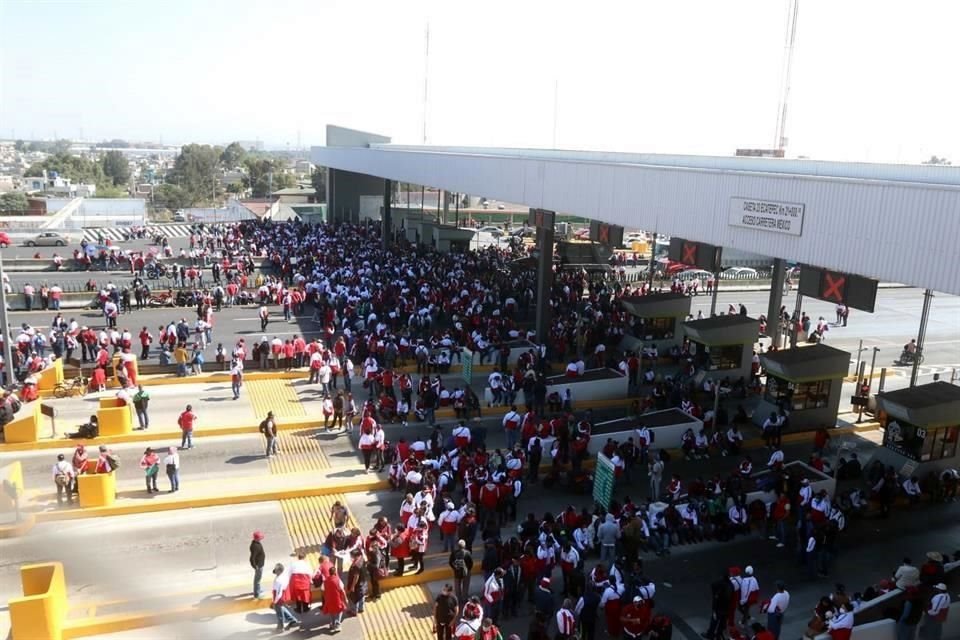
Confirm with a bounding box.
[225,455,263,465]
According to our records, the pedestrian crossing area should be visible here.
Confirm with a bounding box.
[82,224,195,243]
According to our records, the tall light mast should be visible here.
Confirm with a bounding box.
[774,0,800,153]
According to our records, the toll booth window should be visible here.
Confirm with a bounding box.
[701,344,741,371]
[638,317,676,340]
[921,425,960,462]
[883,420,925,461]
[765,377,830,411]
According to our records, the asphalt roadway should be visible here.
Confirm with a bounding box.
[4,285,957,388]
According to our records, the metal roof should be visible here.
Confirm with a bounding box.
[312,140,960,295]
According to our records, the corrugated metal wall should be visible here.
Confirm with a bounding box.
[311,146,960,295]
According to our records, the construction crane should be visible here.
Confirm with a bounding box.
[774,0,800,153]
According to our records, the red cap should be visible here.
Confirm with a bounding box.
[252,531,264,541]
[728,566,741,576]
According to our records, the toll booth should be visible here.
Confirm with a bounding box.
[432,225,475,252]
[619,293,692,353]
[681,314,759,380]
[874,381,960,475]
[754,344,850,431]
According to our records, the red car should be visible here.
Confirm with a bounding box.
[0,232,10,248]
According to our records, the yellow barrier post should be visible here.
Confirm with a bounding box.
[97,399,133,437]
[3,402,42,444]
[9,562,67,640]
[111,353,139,389]
[77,460,117,508]
[36,359,65,393]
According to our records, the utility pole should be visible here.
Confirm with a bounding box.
[774,0,800,152]
[0,253,12,387]
[422,22,430,145]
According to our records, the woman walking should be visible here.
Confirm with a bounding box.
[320,565,348,632]
[163,446,180,492]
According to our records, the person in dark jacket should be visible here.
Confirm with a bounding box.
[534,577,556,619]
[576,584,602,640]
[703,569,733,639]
[897,586,924,640]
[449,540,474,605]
[502,556,523,619]
[481,539,500,581]
[250,531,266,599]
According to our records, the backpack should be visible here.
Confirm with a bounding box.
[452,551,468,578]
[106,454,121,471]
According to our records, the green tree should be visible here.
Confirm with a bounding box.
[922,155,952,166]
[0,192,29,213]
[310,167,327,200]
[243,157,294,197]
[101,150,131,187]
[153,184,192,211]
[26,153,105,186]
[96,185,128,198]
[166,144,223,205]
[220,142,246,168]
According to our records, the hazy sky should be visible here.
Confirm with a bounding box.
[1,0,958,163]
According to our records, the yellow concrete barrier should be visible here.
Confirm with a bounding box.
[3,402,42,444]
[0,460,24,512]
[9,562,67,640]
[111,354,138,388]
[37,359,65,392]
[97,399,132,438]
[77,461,116,508]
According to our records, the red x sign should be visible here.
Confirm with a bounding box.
[821,271,846,302]
[598,224,610,243]
[682,242,698,265]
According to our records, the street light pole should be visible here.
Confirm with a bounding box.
[0,252,13,387]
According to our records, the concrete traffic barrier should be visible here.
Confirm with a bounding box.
[9,562,67,640]
[3,402,42,444]
[97,398,133,437]
[77,460,117,508]
[37,358,64,392]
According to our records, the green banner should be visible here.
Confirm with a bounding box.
[461,348,474,385]
[593,453,615,510]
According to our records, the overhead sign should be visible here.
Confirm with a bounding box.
[528,208,555,229]
[589,221,624,248]
[667,237,722,272]
[728,197,805,237]
[461,348,474,385]
[592,454,615,510]
[798,265,878,313]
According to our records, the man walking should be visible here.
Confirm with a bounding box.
[449,539,473,605]
[703,569,733,640]
[52,453,74,505]
[250,531,266,599]
[260,411,278,457]
[346,548,368,616]
[178,404,197,449]
[133,385,150,430]
[766,581,790,639]
[433,584,460,640]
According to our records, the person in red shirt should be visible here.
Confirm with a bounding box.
[621,595,653,639]
[138,326,153,360]
[178,404,197,449]
[749,622,776,640]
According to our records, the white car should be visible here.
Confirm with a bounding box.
[721,267,759,279]
[676,269,713,281]
[477,226,504,237]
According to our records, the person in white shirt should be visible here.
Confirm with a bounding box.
[52,453,74,505]
[488,371,503,406]
[902,476,922,504]
[271,563,299,631]
[766,581,790,638]
[766,446,784,469]
[924,583,950,638]
[573,522,595,555]
[894,558,920,590]
[556,600,576,637]
[827,605,853,635]
[575,358,586,376]
[738,566,760,624]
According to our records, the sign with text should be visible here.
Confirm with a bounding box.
[728,197,805,237]
[528,208,556,230]
[461,348,474,385]
[667,237,722,272]
[798,265,878,313]
[592,453,615,510]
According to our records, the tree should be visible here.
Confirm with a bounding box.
[153,184,192,211]
[0,192,29,213]
[922,155,952,166]
[96,185,128,198]
[26,153,105,186]
[220,142,246,168]
[166,144,223,205]
[101,150,131,187]
[310,167,327,201]
[243,157,294,197]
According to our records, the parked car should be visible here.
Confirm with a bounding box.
[721,267,759,279]
[676,268,713,281]
[173,210,187,222]
[26,232,68,247]
[476,226,504,237]
[0,232,10,248]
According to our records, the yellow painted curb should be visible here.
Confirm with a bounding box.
[32,479,390,523]
[0,513,35,538]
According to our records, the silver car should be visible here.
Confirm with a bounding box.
[26,232,68,247]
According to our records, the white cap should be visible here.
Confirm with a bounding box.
[744,566,754,576]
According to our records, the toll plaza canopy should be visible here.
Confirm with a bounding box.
[312,128,960,296]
